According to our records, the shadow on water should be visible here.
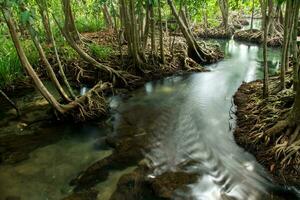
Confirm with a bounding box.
[1,39,297,200]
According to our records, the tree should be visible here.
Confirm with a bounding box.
[262,0,273,97]
[218,0,229,31]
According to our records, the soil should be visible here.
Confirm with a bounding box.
[233,71,300,187]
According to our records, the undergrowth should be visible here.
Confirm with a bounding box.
[0,37,39,88]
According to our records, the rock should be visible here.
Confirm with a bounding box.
[149,171,198,199]
[71,137,145,191]
[62,189,98,200]
[109,168,159,200]
[110,168,199,200]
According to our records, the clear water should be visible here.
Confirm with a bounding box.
[0,39,286,200]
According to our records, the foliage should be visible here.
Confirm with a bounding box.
[0,37,38,88]
[89,43,113,60]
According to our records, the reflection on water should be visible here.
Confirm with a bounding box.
[208,39,281,82]
[115,39,285,199]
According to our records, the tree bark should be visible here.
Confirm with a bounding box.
[149,2,156,55]
[218,0,229,31]
[61,0,81,42]
[102,3,113,29]
[250,0,254,30]
[263,2,269,98]
[167,0,206,63]
[35,0,52,43]
[158,0,165,63]
[2,8,65,113]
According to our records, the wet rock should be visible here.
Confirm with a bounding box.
[149,171,198,199]
[62,189,98,200]
[110,167,199,200]
[71,137,145,191]
[109,168,159,200]
[0,129,62,164]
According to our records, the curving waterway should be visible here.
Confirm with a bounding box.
[1,38,297,200]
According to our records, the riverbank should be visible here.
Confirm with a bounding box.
[234,71,299,187]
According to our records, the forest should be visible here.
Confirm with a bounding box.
[0,0,299,199]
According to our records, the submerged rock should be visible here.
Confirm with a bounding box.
[62,189,98,200]
[110,167,198,200]
[150,171,198,199]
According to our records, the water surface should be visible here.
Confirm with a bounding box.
[0,39,285,200]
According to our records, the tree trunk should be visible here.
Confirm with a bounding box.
[218,0,229,31]
[259,0,266,31]
[167,0,206,63]
[2,8,65,114]
[19,3,71,103]
[35,0,52,43]
[149,3,156,55]
[0,89,20,116]
[291,1,300,91]
[280,0,295,90]
[102,3,113,29]
[158,0,165,63]
[263,3,269,98]
[142,1,150,48]
[250,0,254,30]
[62,0,81,42]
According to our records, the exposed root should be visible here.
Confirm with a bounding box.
[234,29,283,47]
[196,27,233,39]
[234,72,299,184]
[62,82,112,121]
[265,120,289,137]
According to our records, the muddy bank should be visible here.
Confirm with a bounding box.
[234,72,299,186]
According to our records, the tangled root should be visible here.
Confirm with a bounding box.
[197,28,233,39]
[62,82,112,121]
[234,71,300,177]
[234,29,283,47]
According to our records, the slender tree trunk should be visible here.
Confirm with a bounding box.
[35,0,52,43]
[259,0,266,31]
[62,0,81,42]
[19,4,71,103]
[218,0,229,31]
[102,3,113,29]
[158,0,165,63]
[0,89,20,116]
[142,2,150,48]
[280,0,294,90]
[2,8,65,113]
[167,0,206,63]
[291,1,300,91]
[250,0,254,30]
[149,3,156,55]
[263,5,269,98]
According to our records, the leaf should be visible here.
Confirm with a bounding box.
[20,10,30,24]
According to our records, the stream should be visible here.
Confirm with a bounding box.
[0,38,294,200]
